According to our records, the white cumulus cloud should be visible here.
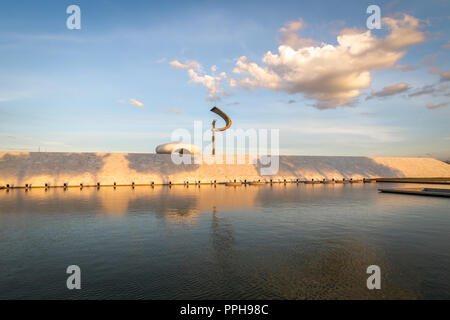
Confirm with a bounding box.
[188,69,227,101]
[230,14,425,109]
[129,98,144,107]
[170,60,201,70]
[170,59,227,101]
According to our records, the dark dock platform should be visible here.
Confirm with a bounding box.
[378,187,450,198]
[375,177,450,185]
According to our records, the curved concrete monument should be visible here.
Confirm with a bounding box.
[155,105,231,156]
[210,106,232,155]
[155,142,201,154]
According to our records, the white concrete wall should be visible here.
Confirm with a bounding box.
[1,152,449,187]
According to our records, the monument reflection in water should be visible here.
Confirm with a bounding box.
[0,183,449,299]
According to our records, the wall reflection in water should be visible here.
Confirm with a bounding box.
[0,183,449,299]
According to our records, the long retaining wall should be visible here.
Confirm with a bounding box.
[1,152,450,187]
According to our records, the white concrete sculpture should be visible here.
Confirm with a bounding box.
[155,142,201,155]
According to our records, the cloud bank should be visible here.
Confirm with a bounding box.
[171,14,426,109]
[408,83,449,98]
[367,82,409,99]
[231,14,425,109]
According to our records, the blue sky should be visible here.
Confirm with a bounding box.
[0,0,449,159]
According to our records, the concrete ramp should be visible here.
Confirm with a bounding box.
[0,152,449,187]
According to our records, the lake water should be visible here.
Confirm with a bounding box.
[0,182,449,299]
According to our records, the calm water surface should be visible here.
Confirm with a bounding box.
[0,183,449,299]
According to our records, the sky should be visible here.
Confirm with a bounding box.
[0,0,449,159]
